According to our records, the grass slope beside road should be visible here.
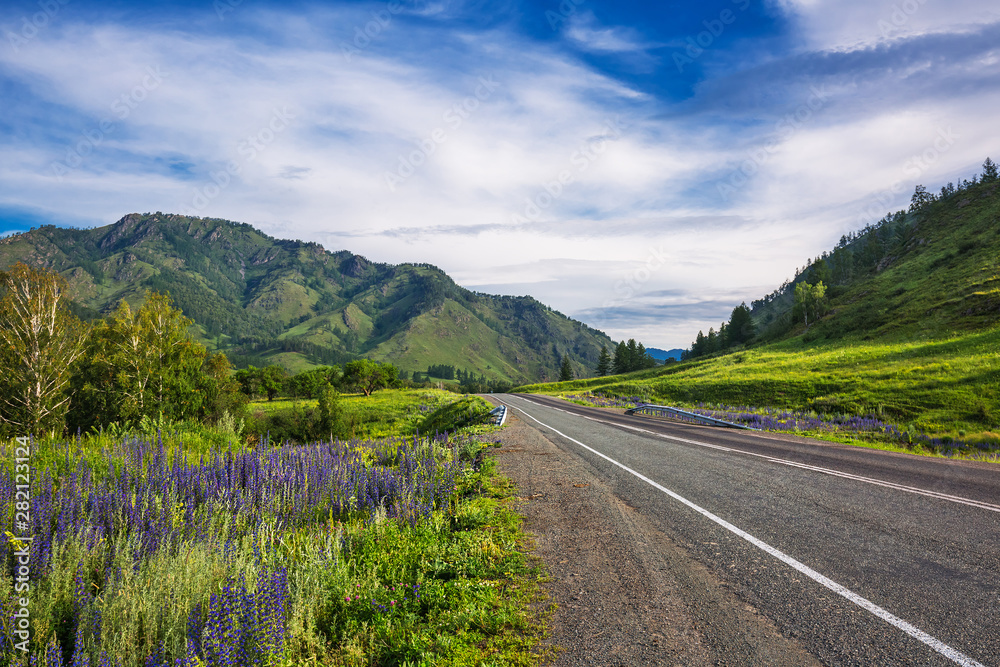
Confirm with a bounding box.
[516,328,1000,453]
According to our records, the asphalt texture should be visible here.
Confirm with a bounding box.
[493,393,1000,667]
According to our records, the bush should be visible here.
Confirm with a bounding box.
[419,397,493,435]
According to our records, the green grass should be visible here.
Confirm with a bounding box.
[517,327,1000,447]
[292,457,546,666]
[419,396,495,436]
[1,390,547,666]
[247,388,472,439]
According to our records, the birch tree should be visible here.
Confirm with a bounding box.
[0,263,87,435]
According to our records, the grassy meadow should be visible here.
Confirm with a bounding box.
[517,326,1000,454]
[0,390,545,666]
[247,389,494,440]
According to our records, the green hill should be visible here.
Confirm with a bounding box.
[0,213,613,383]
[518,171,1000,442]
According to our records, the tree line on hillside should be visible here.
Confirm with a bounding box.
[592,339,659,377]
[418,364,512,393]
[682,156,998,359]
[0,264,404,438]
[682,303,756,360]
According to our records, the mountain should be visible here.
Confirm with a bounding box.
[647,347,684,361]
[0,213,613,383]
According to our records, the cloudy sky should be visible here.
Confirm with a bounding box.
[1,0,998,349]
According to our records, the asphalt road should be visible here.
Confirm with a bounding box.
[497,393,1000,666]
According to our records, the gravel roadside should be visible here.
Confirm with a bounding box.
[490,405,822,666]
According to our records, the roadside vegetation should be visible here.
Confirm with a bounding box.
[0,388,546,666]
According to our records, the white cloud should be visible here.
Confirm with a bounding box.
[0,5,998,350]
[774,0,1000,49]
[564,12,649,53]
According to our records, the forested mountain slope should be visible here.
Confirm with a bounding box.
[682,162,1000,359]
[751,171,1000,343]
[0,213,613,382]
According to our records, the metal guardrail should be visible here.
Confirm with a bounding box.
[489,405,507,426]
[625,403,756,430]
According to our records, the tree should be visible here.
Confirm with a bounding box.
[706,328,718,353]
[692,330,706,358]
[286,365,341,399]
[235,365,263,398]
[726,302,756,346]
[0,263,87,435]
[199,351,246,424]
[69,291,208,429]
[793,281,827,327]
[259,365,288,401]
[635,343,656,369]
[909,184,934,211]
[317,382,347,439]
[983,157,998,183]
[625,339,639,371]
[595,345,611,376]
[343,359,399,396]
[559,354,574,382]
[612,341,627,374]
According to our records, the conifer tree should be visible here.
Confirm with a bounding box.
[559,354,574,382]
[595,346,612,376]
[612,341,627,374]
[727,302,756,346]
[983,157,998,182]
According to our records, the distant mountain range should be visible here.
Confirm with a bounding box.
[0,213,614,383]
[646,347,684,361]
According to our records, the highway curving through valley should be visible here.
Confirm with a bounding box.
[496,393,1000,666]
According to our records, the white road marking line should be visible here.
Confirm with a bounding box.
[511,396,1000,514]
[505,399,987,667]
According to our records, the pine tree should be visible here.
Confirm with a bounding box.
[595,346,611,376]
[612,341,627,374]
[909,184,934,211]
[636,342,656,369]
[625,339,639,371]
[691,331,706,358]
[559,354,574,382]
[983,157,998,183]
[727,302,756,346]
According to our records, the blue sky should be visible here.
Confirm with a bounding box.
[1,0,998,348]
